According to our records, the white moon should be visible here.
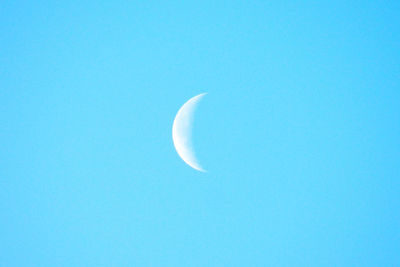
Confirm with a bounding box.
[172,93,207,172]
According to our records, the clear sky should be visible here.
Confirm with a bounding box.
[1,1,399,266]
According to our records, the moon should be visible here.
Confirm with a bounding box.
[172,93,207,172]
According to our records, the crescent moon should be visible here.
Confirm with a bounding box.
[172,93,207,172]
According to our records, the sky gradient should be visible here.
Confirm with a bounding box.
[1,1,400,266]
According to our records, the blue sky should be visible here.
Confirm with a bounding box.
[1,1,399,266]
